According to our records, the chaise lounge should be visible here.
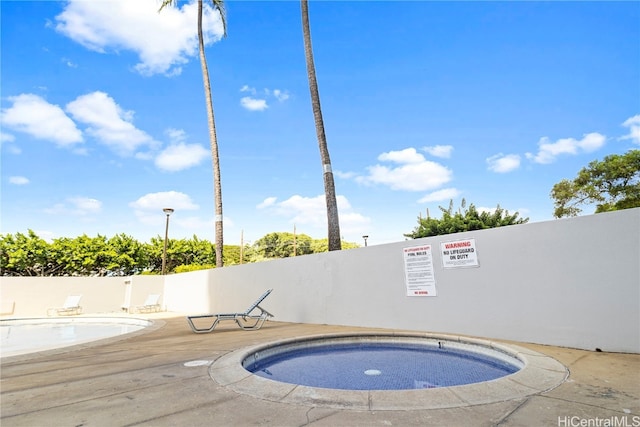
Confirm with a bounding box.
[47,295,82,316]
[135,294,162,313]
[186,289,274,333]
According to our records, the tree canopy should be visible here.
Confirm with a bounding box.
[0,231,359,277]
[404,199,528,239]
[550,150,640,218]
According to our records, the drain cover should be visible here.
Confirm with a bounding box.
[184,360,212,367]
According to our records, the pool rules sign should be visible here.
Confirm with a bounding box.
[402,245,437,297]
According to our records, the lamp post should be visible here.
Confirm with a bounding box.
[161,208,174,275]
[362,235,369,247]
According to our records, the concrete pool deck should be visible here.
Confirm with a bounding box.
[1,313,638,426]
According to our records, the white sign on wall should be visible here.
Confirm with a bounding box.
[402,245,437,297]
[440,238,479,268]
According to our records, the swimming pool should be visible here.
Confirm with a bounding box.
[0,317,153,358]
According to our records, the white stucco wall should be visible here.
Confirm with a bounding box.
[2,209,638,352]
[0,276,164,317]
[164,209,640,353]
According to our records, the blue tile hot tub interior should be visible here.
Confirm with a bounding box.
[244,337,522,391]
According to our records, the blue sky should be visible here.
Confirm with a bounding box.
[1,0,639,247]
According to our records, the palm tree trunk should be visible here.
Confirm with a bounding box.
[301,0,342,251]
[197,0,224,266]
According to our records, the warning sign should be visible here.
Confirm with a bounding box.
[440,238,479,268]
[402,245,437,297]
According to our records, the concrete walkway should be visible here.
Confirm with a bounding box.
[1,314,638,426]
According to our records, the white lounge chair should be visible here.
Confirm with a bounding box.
[47,295,82,316]
[186,289,274,333]
[136,294,162,313]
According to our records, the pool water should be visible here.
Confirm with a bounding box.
[246,341,520,390]
[1,318,150,358]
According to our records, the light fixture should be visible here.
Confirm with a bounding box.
[161,208,174,275]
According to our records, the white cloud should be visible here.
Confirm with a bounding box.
[70,197,102,214]
[130,191,199,211]
[54,0,225,76]
[62,58,78,68]
[526,133,606,164]
[257,197,277,209]
[356,148,452,191]
[378,147,424,164]
[257,194,371,234]
[129,191,199,225]
[240,96,268,111]
[9,176,30,185]
[66,91,157,156]
[44,196,102,216]
[240,86,289,109]
[486,153,521,173]
[0,131,21,154]
[165,128,187,143]
[0,131,16,143]
[619,114,640,145]
[1,94,83,146]
[272,89,290,102]
[423,145,453,159]
[417,188,461,203]
[155,143,209,172]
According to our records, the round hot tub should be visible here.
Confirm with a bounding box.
[243,335,522,390]
[209,333,568,410]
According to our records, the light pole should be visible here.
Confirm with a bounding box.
[362,235,369,247]
[161,208,174,275]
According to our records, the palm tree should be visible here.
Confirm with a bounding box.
[160,0,226,267]
[300,0,342,251]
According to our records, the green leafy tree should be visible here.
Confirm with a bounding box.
[52,234,114,276]
[405,199,528,239]
[182,235,216,266]
[551,150,640,218]
[49,234,145,276]
[222,244,242,265]
[287,236,358,255]
[174,263,215,273]
[0,230,360,275]
[145,235,240,273]
[145,236,167,274]
[49,237,82,276]
[311,239,361,254]
[253,232,314,259]
[310,238,328,253]
[106,234,148,276]
[341,240,360,250]
[146,236,202,274]
[0,230,52,276]
[301,0,342,251]
[160,0,227,267]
